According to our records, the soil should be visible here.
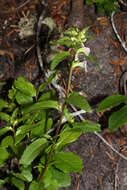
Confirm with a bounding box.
[0,1,127,190]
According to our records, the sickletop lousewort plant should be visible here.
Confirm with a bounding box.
[0,27,101,190]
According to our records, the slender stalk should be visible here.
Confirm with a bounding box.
[39,65,73,182]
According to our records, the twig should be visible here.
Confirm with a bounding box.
[16,0,31,10]
[111,11,127,53]
[114,161,120,190]
[75,175,81,190]
[95,132,127,161]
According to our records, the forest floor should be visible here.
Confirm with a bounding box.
[0,1,127,190]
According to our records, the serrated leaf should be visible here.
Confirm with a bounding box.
[22,100,60,114]
[0,126,12,137]
[0,112,10,122]
[16,91,33,105]
[109,105,127,132]
[98,95,127,112]
[0,99,8,111]
[72,121,101,133]
[50,51,70,70]
[14,77,36,97]
[20,138,48,166]
[66,92,91,112]
[54,152,82,173]
[11,177,25,190]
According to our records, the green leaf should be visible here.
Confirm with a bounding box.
[63,108,74,123]
[22,101,60,114]
[43,166,70,189]
[66,92,91,112]
[0,112,10,122]
[56,126,81,150]
[64,27,79,36]
[8,87,16,100]
[16,122,43,136]
[16,91,33,105]
[1,136,14,148]
[14,77,36,97]
[0,99,8,111]
[98,95,127,112]
[50,51,70,70]
[29,181,40,190]
[56,37,73,47]
[0,179,5,187]
[38,90,56,101]
[15,134,26,145]
[0,126,12,137]
[21,169,32,182]
[12,169,32,182]
[38,72,56,92]
[20,138,48,166]
[52,167,70,187]
[72,121,101,133]
[54,152,82,173]
[11,177,25,190]
[109,105,127,132]
[0,147,9,164]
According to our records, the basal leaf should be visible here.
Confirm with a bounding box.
[54,151,82,173]
[50,51,70,70]
[98,95,127,112]
[14,77,36,97]
[20,138,48,166]
[109,105,127,132]
[66,92,91,112]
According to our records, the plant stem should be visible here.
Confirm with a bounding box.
[39,65,73,182]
